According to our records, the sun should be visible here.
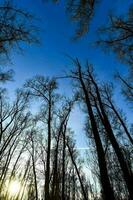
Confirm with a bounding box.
[8,180,21,196]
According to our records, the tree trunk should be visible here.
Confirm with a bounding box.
[77,64,115,200]
[45,100,52,200]
[92,75,133,199]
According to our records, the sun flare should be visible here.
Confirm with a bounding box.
[8,180,21,196]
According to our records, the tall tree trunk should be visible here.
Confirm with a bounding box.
[62,125,66,200]
[76,63,115,200]
[45,100,52,200]
[91,74,133,199]
[31,138,38,200]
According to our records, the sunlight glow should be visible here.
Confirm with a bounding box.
[8,180,21,196]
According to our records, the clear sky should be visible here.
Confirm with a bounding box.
[4,0,132,150]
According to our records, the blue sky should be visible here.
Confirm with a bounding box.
[4,0,132,149]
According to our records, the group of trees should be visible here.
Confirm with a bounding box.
[0,76,90,200]
[0,0,132,200]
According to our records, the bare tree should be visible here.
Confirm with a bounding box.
[24,76,58,200]
[97,5,133,104]
[0,0,38,83]
[66,59,115,200]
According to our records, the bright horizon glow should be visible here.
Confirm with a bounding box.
[8,180,21,197]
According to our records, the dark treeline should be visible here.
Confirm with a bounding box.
[0,0,133,200]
